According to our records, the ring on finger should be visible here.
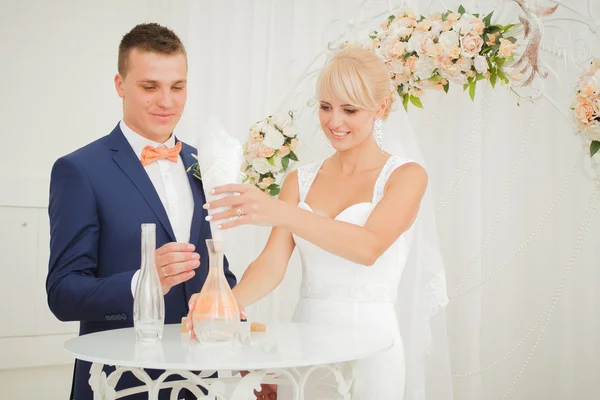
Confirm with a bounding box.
[236,208,244,218]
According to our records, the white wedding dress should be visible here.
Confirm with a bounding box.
[280,155,414,399]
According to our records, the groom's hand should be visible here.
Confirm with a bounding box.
[156,243,200,295]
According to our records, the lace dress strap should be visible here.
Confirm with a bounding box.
[297,162,323,203]
[372,156,416,204]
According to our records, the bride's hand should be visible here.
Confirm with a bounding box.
[203,184,287,230]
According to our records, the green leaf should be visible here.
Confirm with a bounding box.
[402,93,410,111]
[403,51,417,60]
[502,23,516,32]
[458,5,466,14]
[282,155,290,171]
[497,68,508,83]
[469,82,476,101]
[486,25,502,34]
[387,14,396,23]
[591,141,600,157]
[245,164,252,171]
[473,13,480,18]
[428,75,441,82]
[242,176,249,183]
[476,73,485,81]
[268,185,281,197]
[369,35,377,40]
[443,82,450,93]
[483,11,494,25]
[409,95,424,109]
[490,68,498,88]
[288,151,299,161]
[505,36,518,44]
[463,82,470,91]
[267,157,275,166]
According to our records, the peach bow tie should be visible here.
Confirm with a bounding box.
[140,141,182,166]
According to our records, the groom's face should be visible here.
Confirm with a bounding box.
[114,48,187,143]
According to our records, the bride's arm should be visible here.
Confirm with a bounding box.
[207,162,427,266]
[230,172,299,308]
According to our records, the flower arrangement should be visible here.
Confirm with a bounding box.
[572,58,600,158]
[241,111,300,196]
[368,5,519,109]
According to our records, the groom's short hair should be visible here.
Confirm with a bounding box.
[118,23,187,77]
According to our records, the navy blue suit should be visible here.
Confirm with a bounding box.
[46,124,236,399]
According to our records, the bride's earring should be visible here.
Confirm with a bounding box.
[373,117,384,154]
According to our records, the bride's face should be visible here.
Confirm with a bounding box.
[318,97,377,152]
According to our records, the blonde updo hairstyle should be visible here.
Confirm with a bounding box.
[316,46,395,120]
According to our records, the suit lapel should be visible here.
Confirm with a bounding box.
[108,127,176,242]
[179,141,205,247]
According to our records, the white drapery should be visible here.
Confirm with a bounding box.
[158,1,600,398]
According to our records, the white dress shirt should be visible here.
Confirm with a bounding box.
[120,120,195,296]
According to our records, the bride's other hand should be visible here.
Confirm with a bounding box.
[203,184,288,229]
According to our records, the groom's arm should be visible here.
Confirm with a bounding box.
[46,156,136,323]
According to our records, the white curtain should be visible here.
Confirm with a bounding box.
[159,1,600,399]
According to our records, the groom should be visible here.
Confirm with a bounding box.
[46,23,237,400]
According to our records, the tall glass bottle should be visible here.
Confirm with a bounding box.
[191,239,240,342]
[133,223,165,343]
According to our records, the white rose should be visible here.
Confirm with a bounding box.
[429,21,443,36]
[439,30,460,49]
[251,158,271,175]
[407,32,422,54]
[413,59,436,81]
[583,121,600,141]
[256,120,268,132]
[474,55,488,74]
[457,56,473,72]
[262,126,285,149]
[272,115,291,129]
[282,125,295,138]
[453,19,472,35]
[391,25,413,39]
[270,156,283,173]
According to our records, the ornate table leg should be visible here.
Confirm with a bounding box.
[88,362,355,399]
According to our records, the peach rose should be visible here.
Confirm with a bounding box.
[259,145,275,158]
[391,41,407,57]
[498,38,519,58]
[289,138,299,151]
[405,55,418,72]
[486,32,500,46]
[575,98,594,125]
[447,13,461,22]
[441,20,453,31]
[278,146,291,156]
[471,20,485,35]
[429,12,443,21]
[461,33,484,58]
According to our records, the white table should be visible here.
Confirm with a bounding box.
[64,322,393,399]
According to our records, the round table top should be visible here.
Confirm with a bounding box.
[64,322,394,371]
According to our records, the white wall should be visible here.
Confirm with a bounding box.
[0,1,182,398]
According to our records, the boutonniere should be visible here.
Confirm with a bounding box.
[186,153,202,180]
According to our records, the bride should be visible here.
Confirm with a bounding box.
[197,47,449,399]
